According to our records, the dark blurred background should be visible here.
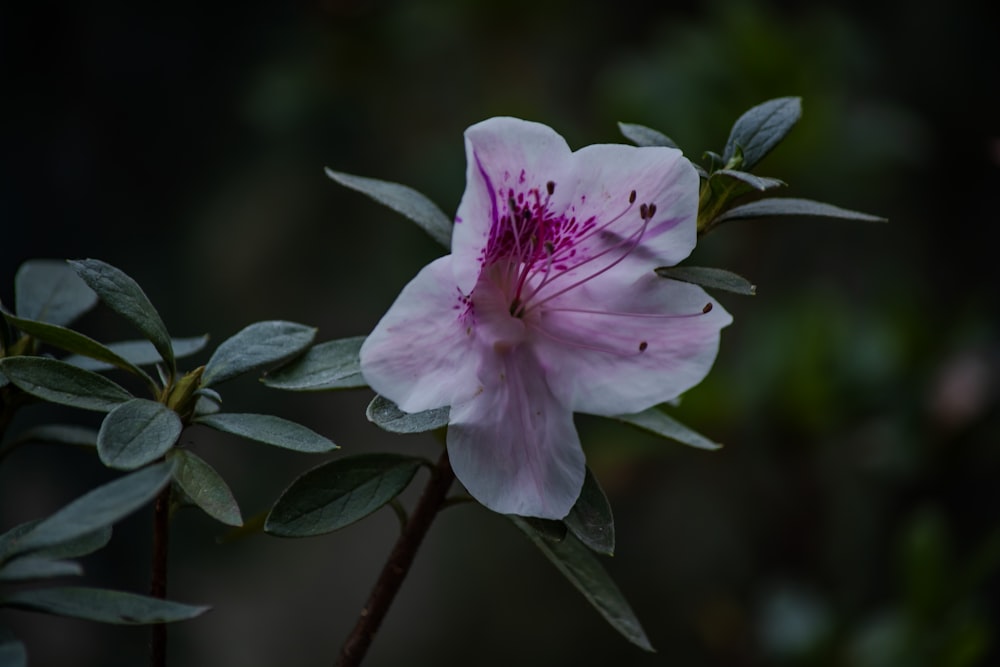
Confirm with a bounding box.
[2,1,998,665]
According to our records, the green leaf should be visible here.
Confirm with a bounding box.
[2,313,155,387]
[325,168,453,248]
[655,266,756,296]
[565,468,615,556]
[0,556,83,582]
[97,399,183,470]
[519,518,567,543]
[722,96,801,170]
[14,260,98,326]
[617,122,679,148]
[615,407,721,451]
[366,394,450,434]
[712,198,887,226]
[0,357,132,412]
[261,336,367,391]
[168,449,242,527]
[512,518,653,651]
[0,587,208,625]
[68,259,175,372]
[8,461,174,558]
[32,527,112,561]
[201,321,316,387]
[697,169,786,233]
[266,454,424,537]
[64,336,209,372]
[194,413,336,453]
[711,169,786,194]
[0,626,27,667]
[5,424,99,449]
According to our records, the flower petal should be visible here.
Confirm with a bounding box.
[360,256,480,412]
[452,117,572,293]
[447,345,585,519]
[561,143,699,271]
[532,272,732,416]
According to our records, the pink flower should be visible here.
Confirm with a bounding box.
[360,117,731,519]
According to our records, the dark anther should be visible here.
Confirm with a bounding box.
[639,341,648,352]
[702,302,713,313]
[508,196,518,212]
[647,203,657,218]
[639,203,649,219]
[629,190,637,204]
[546,181,555,195]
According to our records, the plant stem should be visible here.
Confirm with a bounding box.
[150,486,171,667]
[336,448,455,667]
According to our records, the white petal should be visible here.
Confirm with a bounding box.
[452,117,573,293]
[447,345,585,519]
[532,272,732,417]
[360,256,481,412]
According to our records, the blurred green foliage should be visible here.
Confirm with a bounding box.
[2,0,997,665]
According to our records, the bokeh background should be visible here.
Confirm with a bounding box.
[2,1,998,665]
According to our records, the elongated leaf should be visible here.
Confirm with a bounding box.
[168,449,242,527]
[0,626,27,667]
[326,168,453,248]
[15,260,98,326]
[0,523,111,564]
[6,424,99,449]
[0,587,208,624]
[195,413,336,453]
[0,357,132,412]
[9,461,174,558]
[68,259,175,372]
[2,313,153,386]
[201,321,316,387]
[64,335,209,371]
[711,169,786,193]
[712,198,887,225]
[0,556,82,582]
[261,336,367,391]
[723,96,801,169]
[520,518,567,543]
[617,122,678,148]
[615,408,721,451]
[512,518,653,651]
[655,266,756,296]
[266,454,424,537]
[366,395,450,434]
[564,468,615,555]
[97,399,182,470]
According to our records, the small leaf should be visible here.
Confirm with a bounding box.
[519,518,567,543]
[261,336,367,391]
[9,461,174,558]
[325,168,453,248]
[0,556,83,582]
[617,122,679,148]
[97,399,183,470]
[366,395,450,434]
[6,424,99,449]
[195,413,336,453]
[2,313,154,386]
[655,266,756,296]
[0,357,132,412]
[0,587,208,625]
[201,321,316,387]
[722,96,802,170]
[168,449,242,527]
[64,336,209,372]
[266,454,424,537]
[0,626,27,667]
[564,468,615,555]
[512,518,653,651]
[712,197,887,226]
[615,407,721,451]
[15,260,98,326]
[68,259,175,372]
[711,169,786,193]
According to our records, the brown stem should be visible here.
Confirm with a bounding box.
[150,487,171,667]
[336,449,455,667]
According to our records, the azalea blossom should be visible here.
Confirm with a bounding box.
[360,117,732,519]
